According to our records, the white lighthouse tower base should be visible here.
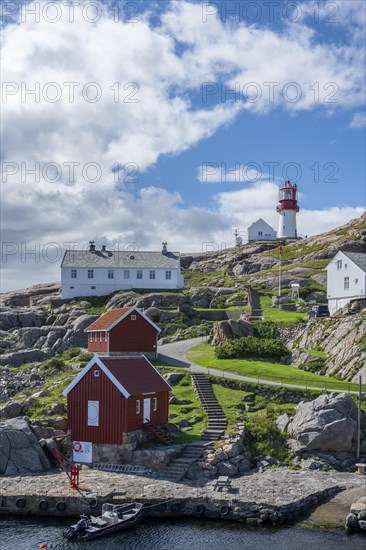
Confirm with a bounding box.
[278,210,297,239]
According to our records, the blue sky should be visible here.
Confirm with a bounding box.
[1,0,365,290]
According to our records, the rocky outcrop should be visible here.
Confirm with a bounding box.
[0,282,61,308]
[284,393,359,453]
[0,417,51,475]
[211,318,254,346]
[0,305,97,370]
[281,314,366,382]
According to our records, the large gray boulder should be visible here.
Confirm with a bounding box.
[0,348,50,367]
[0,417,51,475]
[211,318,254,346]
[286,393,359,453]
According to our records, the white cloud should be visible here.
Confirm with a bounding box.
[349,111,366,129]
[1,1,365,290]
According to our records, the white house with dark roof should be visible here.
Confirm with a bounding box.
[61,242,184,299]
[326,251,366,314]
[248,219,277,241]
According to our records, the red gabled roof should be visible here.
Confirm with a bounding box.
[102,357,171,395]
[85,306,161,333]
[63,355,172,397]
[86,308,130,331]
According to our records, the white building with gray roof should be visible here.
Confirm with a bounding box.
[61,242,184,299]
[326,251,366,314]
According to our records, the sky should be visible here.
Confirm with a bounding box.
[0,0,365,291]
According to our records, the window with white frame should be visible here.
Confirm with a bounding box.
[153,397,157,411]
[131,315,136,320]
[344,263,347,269]
[124,270,130,279]
[337,260,342,270]
[88,269,94,279]
[104,332,108,342]
[99,331,102,341]
[165,270,171,280]
[71,269,77,279]
[93,370,100,377]
[136,400,140,414]
[90,333,93,342]
[258,231,262,236]
[108,269,114,279]
[344,277,349,290]
[149,270,155,279]
[137,270,143,279]
[355,278,359,284]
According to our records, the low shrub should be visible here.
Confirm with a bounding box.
[62,347,81,360]
[215,336,288,359]
[77,352,94,362]
[253,320,276,339]
[298,359,326,375]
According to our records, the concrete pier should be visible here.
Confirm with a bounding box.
[1,468,365,525]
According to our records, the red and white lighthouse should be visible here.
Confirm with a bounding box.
[276,180,299,239]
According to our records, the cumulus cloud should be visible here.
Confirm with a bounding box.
[349,111,366,129]
[1,1,365,290]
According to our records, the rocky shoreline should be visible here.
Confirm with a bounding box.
[0,468,364,527]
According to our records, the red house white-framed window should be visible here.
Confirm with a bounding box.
[136,400,140,414]
[89,333,93,342]
[153,397,157,411]
[99,331,102,341]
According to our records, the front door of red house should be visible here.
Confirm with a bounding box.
[143,398,151,423]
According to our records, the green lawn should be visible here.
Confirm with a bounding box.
[260,295,307,325]
[187,342,358,392]
[153,362,207,443]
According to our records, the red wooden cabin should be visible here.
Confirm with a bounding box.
[85,306,161,356]
[63,355,172,444]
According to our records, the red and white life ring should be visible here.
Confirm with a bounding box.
[72,441,83,453]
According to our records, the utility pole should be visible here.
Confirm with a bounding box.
[278,241,283,297]
[357,375,362,460]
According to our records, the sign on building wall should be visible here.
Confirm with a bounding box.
[72,441,93,463]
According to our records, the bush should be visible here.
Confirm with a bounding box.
[42,357,66,371]
[298,359,326,375]
[253,321,276,339]
[62,347,81,360]
[215,336,288,359]
[245,408,290,462]
[77,352,94,362]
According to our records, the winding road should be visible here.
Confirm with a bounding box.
[158,337,356,394]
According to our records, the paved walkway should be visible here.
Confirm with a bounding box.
[158,338,356,394]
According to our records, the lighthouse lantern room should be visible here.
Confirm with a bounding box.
[276,180,299,239]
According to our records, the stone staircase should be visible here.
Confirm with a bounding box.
[161,442,206,482]
[161,373,228,483]
[191,372,227,443]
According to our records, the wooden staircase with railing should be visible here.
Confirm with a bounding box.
[144,420,173,445]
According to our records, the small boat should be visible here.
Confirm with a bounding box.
[63,502,143,540]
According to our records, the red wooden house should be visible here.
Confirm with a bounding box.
[85,306,161,357]
[62,355,172,444]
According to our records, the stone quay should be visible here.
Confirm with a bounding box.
[1,468,365,525]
